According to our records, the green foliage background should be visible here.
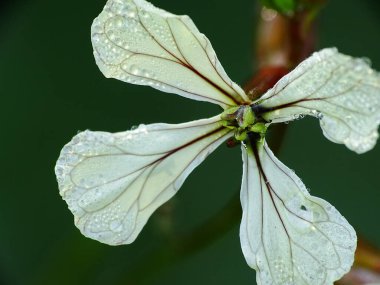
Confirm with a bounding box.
[260,0,297,14]
[0,0,379,284]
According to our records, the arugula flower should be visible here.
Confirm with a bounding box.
[55,0,380,283]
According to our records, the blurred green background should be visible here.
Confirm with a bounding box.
[0,0,379,284]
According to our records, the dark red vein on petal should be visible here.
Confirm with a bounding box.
[135,12,240,105]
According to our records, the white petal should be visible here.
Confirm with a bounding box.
[256,48,380,153]
[55,116,231,245]
[91,0,249,108]
[240,140,356,285]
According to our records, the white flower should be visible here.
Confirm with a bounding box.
[55,0,380,284]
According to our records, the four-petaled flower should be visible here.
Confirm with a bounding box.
[55,0,380,284]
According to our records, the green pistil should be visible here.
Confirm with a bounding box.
[221,106,267,141]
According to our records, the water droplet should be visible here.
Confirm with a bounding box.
[127,10,136,18]
[129,64,140,75]
[141,10,150,18]
[110,220,124,233]
[92,34,101,43]
[345,115,352,120]
[142,69,151,78]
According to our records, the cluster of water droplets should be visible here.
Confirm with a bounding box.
[261,48,380,155]
[311,56,380,153]
[292,245,327,284]
[55,130,116,209]
[106,0,138,19]
[57,131,120,189]
[92,2,145,66]
[310,109,324,120]
[119,63,162,88]
[84,201,137,243]
[254,143,357,284]
[92,0,187,90]
[55,136,88,217]
[143,13,178,52]
[282,110,323,124]
[271,258,294,284]
[55,128,147,244]
[56,131,101,192]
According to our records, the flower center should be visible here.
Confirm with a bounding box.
[221,105,267,141]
